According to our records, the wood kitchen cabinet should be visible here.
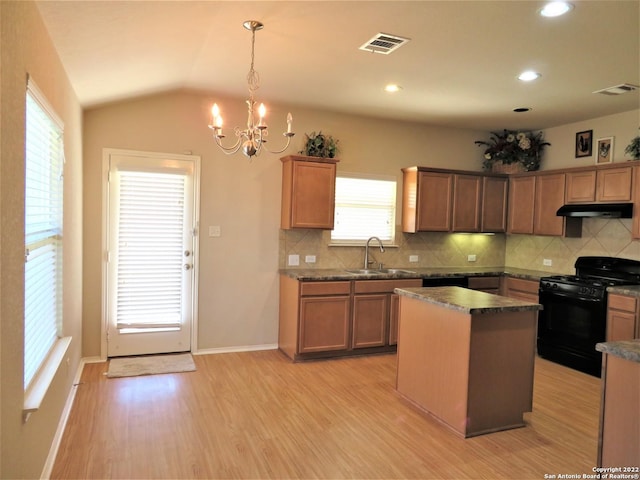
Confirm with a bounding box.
[468,276,501,294]
[452,174,482,232]
[353,279,422,348]
[507,176,535,234]
[565,165,633,203]
[502,276,539,303]
[402,167,506,233]
[279,275,421,360]
[606,293,639,341]
[508,173,574,236]
[481,176,508,232]
[280,155,339,230]
[533,173,566,236]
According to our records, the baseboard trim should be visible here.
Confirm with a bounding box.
[194,344,278,356]
[40,357,87,479]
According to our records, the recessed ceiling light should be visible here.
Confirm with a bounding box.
[540,2,573,17]
[384,84,402,93]
[518,71,541,82]
[513,107,532,113]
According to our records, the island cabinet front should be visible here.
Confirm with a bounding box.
[395,287,539,438]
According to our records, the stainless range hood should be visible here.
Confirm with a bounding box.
[556,203,633,218]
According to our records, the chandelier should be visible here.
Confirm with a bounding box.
[208,20,295,159]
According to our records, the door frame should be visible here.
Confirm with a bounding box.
[101,148,201,360]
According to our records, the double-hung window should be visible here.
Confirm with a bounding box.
[331,173,397,245]
[24,79,64,391]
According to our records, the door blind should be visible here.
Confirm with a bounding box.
[115,170,186,329]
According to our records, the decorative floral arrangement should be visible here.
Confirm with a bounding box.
[300,131,339,158]
[624,128,640,160]
[475,129,550,171]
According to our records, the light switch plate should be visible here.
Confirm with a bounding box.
[409,255,419,263]
[305,255,316,263]
[543,259,553,266]
[467,254,477,262]
[209,225,221,237]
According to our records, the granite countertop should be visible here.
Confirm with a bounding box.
[279,266,548,282]
[596,339,640,364]
[607,285,640,298]
[394,286,542,315]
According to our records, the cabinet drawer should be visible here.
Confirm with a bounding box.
[354,278,422,294]
[468,276,501,290]
[608,293,637,313]
[300,281,351,296]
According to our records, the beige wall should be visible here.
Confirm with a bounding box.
[82,90,487,356]
[0,1,83,478]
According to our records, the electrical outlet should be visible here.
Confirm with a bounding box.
[305,255,316,263]
[288,254,300,266]
[543,259,553,266]
[409,255,419,263]
[467,254,477,262]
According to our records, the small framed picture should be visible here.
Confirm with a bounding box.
[575,130,593,158]
[596,137,614,164]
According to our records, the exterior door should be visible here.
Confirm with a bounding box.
[105,150,199,357]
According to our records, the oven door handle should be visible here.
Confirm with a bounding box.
[539,291,603,303]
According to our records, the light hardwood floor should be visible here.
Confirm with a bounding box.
[51,351,600,479]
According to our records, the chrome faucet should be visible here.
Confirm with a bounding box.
[364,236,385,269]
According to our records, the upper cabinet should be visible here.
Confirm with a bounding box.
[565,166,633,204]
[508,172,577,237]
[402,167,506,233]
[634,166,640,239]
[280,155,339,230]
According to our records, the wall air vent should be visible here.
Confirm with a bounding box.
[359,32,410,55]
[592,83,639,95]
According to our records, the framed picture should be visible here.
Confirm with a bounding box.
[596,137,614,164]
[575,130,593,158]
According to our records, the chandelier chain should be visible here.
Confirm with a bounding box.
[247,27,260,97]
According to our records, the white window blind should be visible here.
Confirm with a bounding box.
[115,170,186,330]
[331,174,397,244]
[24,81,64,389]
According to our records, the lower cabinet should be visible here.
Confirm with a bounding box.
[279,275,421,360]
[468,276,501,294]
[502,276,540,302]
[606,293,639,341]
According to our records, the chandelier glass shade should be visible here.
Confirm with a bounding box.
[208,20,294,159]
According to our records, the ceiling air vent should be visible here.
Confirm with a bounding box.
[359,32,410,55]
[593,83,639,95]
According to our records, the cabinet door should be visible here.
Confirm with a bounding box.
[481,176,507,232]
[389,294,400,346]
[468,276,501,294]
[299,296,350,353]
[565,171,596,203]
[503,277,539,303]
[416,171,453,231]
[281,157,336,229]
[534,173,565,236]
[352,294,388,348]
[597,167,632,202]
[507,176,536,234]
[452,174,482,232]
[607,294,638,341]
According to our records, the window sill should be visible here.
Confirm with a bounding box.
[23,336,72,421]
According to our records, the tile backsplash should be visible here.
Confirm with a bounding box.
[280,218,640,273]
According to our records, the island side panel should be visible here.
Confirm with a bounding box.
[279,274,300,360]
[466,310,537,436]
[396,295,472,436]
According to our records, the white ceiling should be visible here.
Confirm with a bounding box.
[36,1,640,131]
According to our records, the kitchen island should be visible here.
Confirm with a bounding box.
[595,339,640,467]
[394,286,542,438]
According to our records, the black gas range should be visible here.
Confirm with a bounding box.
[537,256,640,377]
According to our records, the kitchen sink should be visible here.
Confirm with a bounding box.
[345,268,417,275]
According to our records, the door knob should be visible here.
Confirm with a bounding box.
[184,264,192,270]
[184,250,191,257]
